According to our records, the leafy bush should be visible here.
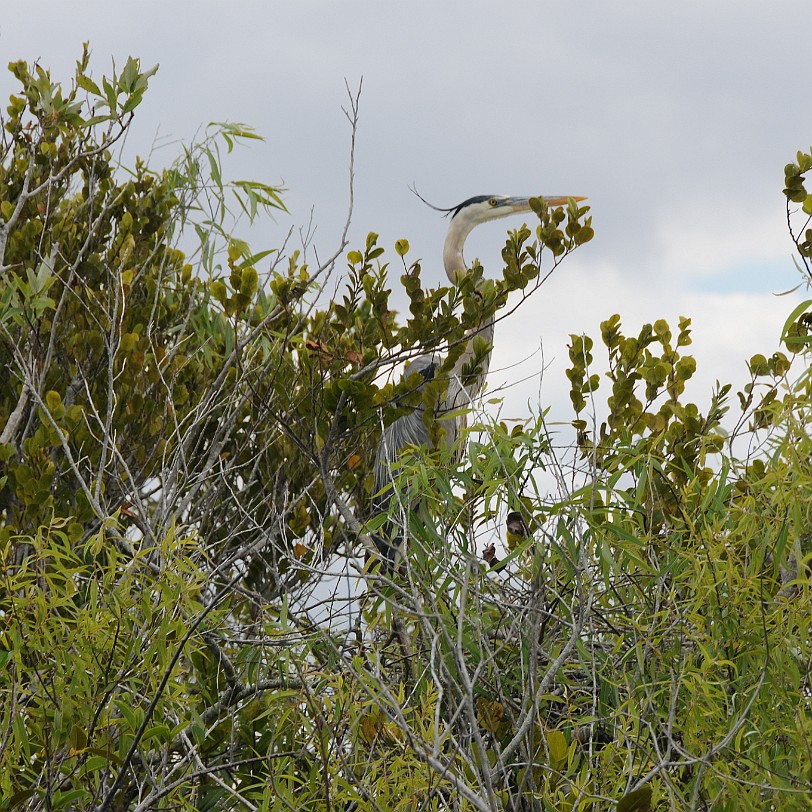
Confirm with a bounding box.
[1,52,810,811]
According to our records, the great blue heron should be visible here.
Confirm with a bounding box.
[370,194,581,566]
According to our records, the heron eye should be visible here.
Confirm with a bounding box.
[489,198,498,206]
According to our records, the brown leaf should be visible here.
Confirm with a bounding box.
[305,339,334,363]
[476,697,505,734]
[482,543,500,568]
[359,713,382,745]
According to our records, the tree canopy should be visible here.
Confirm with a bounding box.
[1,51,810,812]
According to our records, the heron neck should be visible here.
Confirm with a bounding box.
[443,213,495,402]
[443,215,476,282]
[447,318,495,409]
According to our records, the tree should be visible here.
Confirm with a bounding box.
[0,52,810,811]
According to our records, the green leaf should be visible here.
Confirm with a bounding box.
[76,74,101,97]
[206,145,222,190]
[780,299,812,352]
[114,698,139,732]
[45,390,63,413]
[52,788,91,808]
[102,75,117,110]
[617,785,652,812]
[547,729,568,771]
[121,90,144,114]
[69,723,88,752]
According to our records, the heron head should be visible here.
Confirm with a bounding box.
[441,193,587,280]
[450,194,585,226]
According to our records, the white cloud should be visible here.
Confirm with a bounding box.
[488,259,803,430]
[653,201,793,283]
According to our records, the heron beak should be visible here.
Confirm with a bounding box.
[501,195,587,214]
[535,195,587,208]
[502,196,534,212]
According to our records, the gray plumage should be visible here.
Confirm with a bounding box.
[370,194,580,567]
[371,355,437,563]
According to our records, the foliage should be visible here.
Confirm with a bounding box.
[0,53,810,812]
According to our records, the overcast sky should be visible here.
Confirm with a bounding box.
[2,1,811,429]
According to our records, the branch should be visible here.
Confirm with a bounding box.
[0,381,30,447]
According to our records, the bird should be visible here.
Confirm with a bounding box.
[370,194,582,568]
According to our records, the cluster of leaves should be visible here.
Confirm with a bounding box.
[784,147,812,278]
[567,315,731,526]
[1,52,810,812]
[1,51,216,533]
[348,305,811,810]
[0,53,594,810]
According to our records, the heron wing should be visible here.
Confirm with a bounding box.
[373,409,431,511]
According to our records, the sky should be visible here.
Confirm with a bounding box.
[2,0,811,432]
